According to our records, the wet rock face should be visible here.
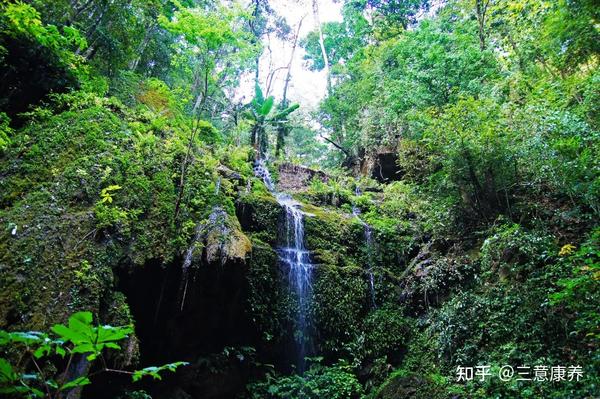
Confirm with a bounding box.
[105,254,258,399]
[277,163,329,192]
[203,207,252,265]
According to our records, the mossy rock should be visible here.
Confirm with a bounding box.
[204,210,252,264]
[302,204,362,257]
[236,192,281,244]
[0,195,114,330]
[312,263,368,354]
[246,237,287,343]
[100,291,140,368]
[0,97,244,335]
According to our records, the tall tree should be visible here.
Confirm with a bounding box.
[276,16,305,156]
[312,0,331,94]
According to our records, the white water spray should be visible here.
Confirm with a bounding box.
[254,160,314,371]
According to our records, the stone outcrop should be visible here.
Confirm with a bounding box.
[277,162,329,192]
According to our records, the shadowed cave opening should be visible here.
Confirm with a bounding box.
[85,258,260,399]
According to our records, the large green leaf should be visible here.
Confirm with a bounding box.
[272,103,300,121]
[0,358,17,383]
[132,361,189,382]
[254,83,264,105]
[0,331,46,346]
[97,325,133,343]
[51,312,132,360]
[259,96,274,116]
[60,376,91,391]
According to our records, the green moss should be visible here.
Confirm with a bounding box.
[246,237,286,343]
[312,263,367,354]
[236,191,281,244]
[0,93,251,333]
[0,195,112,330]
[303,204,361,256]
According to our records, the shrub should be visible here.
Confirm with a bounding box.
[0,312,186,398]
[248,359,363,399]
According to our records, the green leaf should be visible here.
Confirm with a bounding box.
[55,346,66,357]
[0,358,17,383]
[96,325,132,343]
[254,83,264,105]
[272,103,299,121]
[51,324,84,343]
[132,362,188,382]
[259,96,274,116]
[60,376,91,391]
[103,342,121,350]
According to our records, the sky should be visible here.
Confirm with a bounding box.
[237,0,343,109]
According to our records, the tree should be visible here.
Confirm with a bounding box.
[311,0,331,94]
[364,0,429,37]
[158,1,258,220]
[158,1,258,117]
[276,16,305,157]
[245,84,299,158]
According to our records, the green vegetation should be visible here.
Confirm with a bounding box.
[248,359,363,399]
[0,0,598,398]
[0,312,186,398]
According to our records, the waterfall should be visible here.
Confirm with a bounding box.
[254,160,314,372]
[179,222,204,311]
[253,159,275,192]
[179,206,227,311]
[214,176,221,195]
[363,223,377,309]
[277,193,313,371]
[353,186,377,308]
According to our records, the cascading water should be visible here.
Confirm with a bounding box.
[253,159,314,371]
[253,159,275,192]
[277,193,314,371]
[179,206,227,311]
[214,176,221,195]
[180,223,203,311]
[363,223,377,309]
[353,186,377,309]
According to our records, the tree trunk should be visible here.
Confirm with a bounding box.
[276,17,304,157]
[312,0,331,94]
[475,0,489,51]
[129,23,157,71]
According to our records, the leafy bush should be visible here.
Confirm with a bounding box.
[550,229,600,343]
[0,112,11,152]
[480,222,555,281]
[363,308,412,361]
[0,312,186,398]
[248,359,363,399]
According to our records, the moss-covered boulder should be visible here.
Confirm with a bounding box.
[246,236,288,348]
[204,208,252,264]
[236,189,281,245]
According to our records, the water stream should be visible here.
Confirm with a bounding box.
[353,186,377,309]
[214,176,221,195]
[180,222,204,311]
[254,160,314,371]
[179,206,227,311]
